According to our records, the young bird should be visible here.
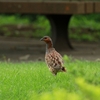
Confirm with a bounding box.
[40,36,66,75]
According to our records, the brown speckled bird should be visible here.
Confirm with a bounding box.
[40,36,66,75]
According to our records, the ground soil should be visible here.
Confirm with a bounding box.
[0,36,99,62]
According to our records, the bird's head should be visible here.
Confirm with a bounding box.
[40,36,53,49]
[40,36,52,44]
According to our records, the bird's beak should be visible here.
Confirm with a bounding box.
[40,38,44,41]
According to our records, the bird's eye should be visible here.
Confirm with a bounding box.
[44,37,47,39]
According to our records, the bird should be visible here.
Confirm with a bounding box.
[40,36,66,75]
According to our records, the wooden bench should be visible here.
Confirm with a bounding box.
[0,0,100,50]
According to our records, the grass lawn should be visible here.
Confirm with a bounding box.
[0,59,100,100]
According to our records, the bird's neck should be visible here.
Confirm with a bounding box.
[46,41,53,50]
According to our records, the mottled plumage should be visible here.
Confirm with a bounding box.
[40,36,66,75]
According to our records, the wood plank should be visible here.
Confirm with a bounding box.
[0,2,85,14]
[0,1,100,14]
[0,0,28,2]
[0,0,99,2]
[95,2,100,13]
[85,2,94,13]
[77,2,85,14]
[0,0,52,1]
[42,2,83,14]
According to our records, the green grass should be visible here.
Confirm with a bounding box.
[69,14,100,30]
[0,15,30,25]
[69,15,100,41]
[33,14,100,40]
[0,14,100,41]
[0,15,50,38]
[0,59,100,100]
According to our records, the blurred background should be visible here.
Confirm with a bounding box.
[0,14,100,41]
[0,14,100,61]
[0,0,100,61]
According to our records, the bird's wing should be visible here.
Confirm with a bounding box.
[45,50,64,69]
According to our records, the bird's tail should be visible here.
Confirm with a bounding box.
[61,67,66,72]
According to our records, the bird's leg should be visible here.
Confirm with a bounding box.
[49,67,57,75]
[52,72,57,76]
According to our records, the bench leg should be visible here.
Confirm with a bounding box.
[47,15,73,51]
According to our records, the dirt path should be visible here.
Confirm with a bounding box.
[0,37,100,62]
